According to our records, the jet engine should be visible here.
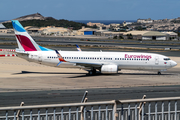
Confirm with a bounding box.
[101,65,118,74]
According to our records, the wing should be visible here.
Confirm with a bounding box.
[55,50,102,69]
[74,62,102,69]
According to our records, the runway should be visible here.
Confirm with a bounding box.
[0,55,180,107]
[0,35,180,49]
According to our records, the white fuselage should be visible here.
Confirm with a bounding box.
[18,50,177,72]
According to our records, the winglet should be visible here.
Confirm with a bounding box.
[76,44,82,51]
[55,50,66,62]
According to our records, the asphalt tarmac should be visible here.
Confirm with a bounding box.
[1,85,180,107]
[0,35,180,49]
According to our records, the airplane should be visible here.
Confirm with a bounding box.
[11,20,177,75]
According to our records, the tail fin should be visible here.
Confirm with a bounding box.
[12,20,52,52]
[55,50,66,62]
[76,44,82,51]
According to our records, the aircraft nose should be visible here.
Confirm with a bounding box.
[171,61,177,67]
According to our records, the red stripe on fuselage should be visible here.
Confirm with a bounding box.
[16,35,37,51]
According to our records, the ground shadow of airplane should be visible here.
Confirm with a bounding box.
[12,71,173,78]
[13,71,85,75]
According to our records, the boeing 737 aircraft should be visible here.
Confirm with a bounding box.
[11,20,177,75]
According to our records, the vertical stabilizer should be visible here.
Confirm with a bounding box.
[12,20,52,52]
[12,20,41,51]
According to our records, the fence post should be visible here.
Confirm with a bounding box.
[113,100,120,120]
[175,101,177,120]
[81,91,88,120]
[16,102,24,120]
[139,95,146,120]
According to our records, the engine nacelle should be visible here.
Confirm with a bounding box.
[101,65,118,74]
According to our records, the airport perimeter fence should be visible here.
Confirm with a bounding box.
[0,96,179,120]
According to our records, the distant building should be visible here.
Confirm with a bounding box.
[41,26,71,36]
[87,22,102,27]
[123,21,132,26]
[24,26,40,34]
[137,18,153,24]
[78,26,98,35]
[0,29,14,34]
[124,31,167,40]
[87,22,110,30]
[95,31,124,38]
[97,30,169,40]
[162,32,178,40]
[110,23,120,27]
[142,31,167,40]
[123,31,147,40]
[0,24,6,29]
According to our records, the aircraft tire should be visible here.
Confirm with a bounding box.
[158,72,161,75]
[88,69,96,75]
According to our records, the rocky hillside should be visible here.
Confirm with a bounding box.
[2,13,88,30]
[2,13,56,23]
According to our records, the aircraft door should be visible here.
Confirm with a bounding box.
[155,56,159,65]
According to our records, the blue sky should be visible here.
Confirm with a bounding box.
[1,0,180,20]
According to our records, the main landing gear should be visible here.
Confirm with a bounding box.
[88,69,96,75]
[157,71,161,75]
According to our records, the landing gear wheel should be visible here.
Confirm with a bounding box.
[89,70,93,75]
[88,69,96,75]
[92,69,96,75]
[157,72,161,75]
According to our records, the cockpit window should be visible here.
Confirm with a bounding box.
[164,58,171,61]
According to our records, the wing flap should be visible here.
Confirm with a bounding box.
[75,62,102,68]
